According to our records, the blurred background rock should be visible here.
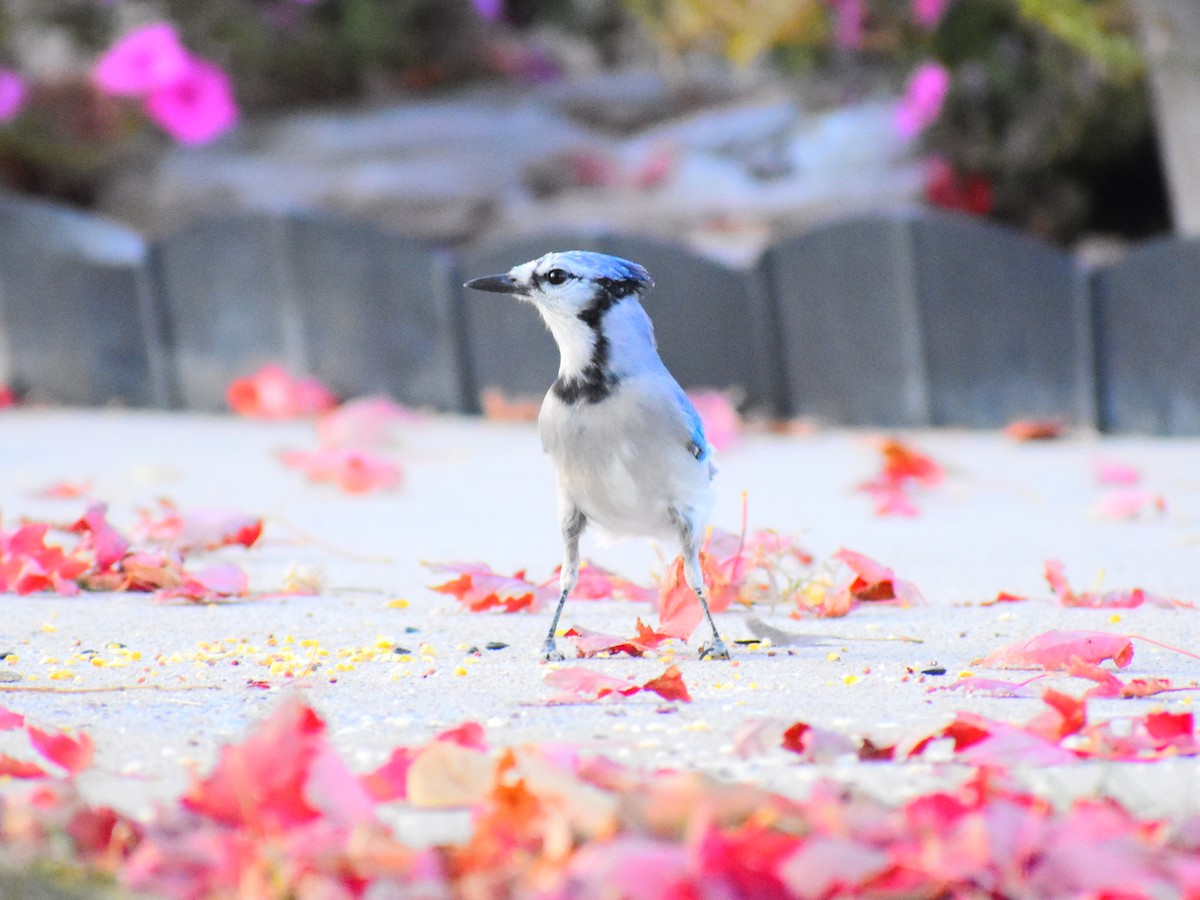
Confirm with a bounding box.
[0,0,1189,260]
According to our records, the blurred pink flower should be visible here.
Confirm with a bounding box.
[93,23,189,96]
[472,0,504,21]
[895,61,950,138]
[0,69,24,122]
[145,57,238,144]
[912,0,951,28]
[828,0,866,50]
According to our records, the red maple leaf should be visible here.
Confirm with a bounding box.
[857,437,943,517]
[427,562,557,613]
[641,665,692,703]
[183,698,327,831]
[28,726,94,776]
[226,363,337,419]
[0,523,88,595]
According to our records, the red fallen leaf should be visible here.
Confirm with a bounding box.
[1093,488,1166,520]
[304,742,378,827]
[564,626,650,658]
[641,665,691,703]
[981,591,1027,606]
[1143,711,1193,743]
[543,666,641,703]
[183,697,327,830]
[32,480,92,499]
[226,363,337,419]
[0,754,47,778]
[28,726,94,776]
[976,629,1134,671]
[316,395,418,448]
[657,552,736,640]
[65,503,130,571]
[156,563,249,603]
[1043,559,1190,609]
[436,722,487,751]
[0,523,87,595]
[0,707,23,730]
[687,389,741,451]
[361,722,485,802]
[361,746,418,802]
[857,437,943,517]
[428,562,558,613]
[832,548,923,605]
[1004,419,1065,441]
[1067,659,1190,700]
[281,447,402,494]
[781,721,867,762]
[134,500,263,551]
[632,618,673,650]
[1094,459,1141,486]
[0,384,14,408]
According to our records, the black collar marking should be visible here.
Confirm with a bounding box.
[551,279,639,405]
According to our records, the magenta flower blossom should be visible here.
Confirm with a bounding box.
[472,0,504,20]
[912,0,951,29]
[145,57,238,145]
[0,69,24,122]
[828,0,866,51]
[895,61,951,138]
[93,23,190,96]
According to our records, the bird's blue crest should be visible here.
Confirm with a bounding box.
[536,251,654,292]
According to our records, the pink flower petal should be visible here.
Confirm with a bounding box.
[0,69,25,122]
[145,57,238,145]
[896,61,951,138]
[93,23,190,96]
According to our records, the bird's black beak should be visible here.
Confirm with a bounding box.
[464,274,521,294]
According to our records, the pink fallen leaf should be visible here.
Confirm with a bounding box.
[281,447,402,494]
[933,674,1050,698]
[1093,488,1166,520]
[543,666,641,703]
[28,726,94,776]
[975,630,1134,671]
[226,363,337,419]
[32,481,92,500]
[0,754,47,779]
[564,626,650,658]
[65,503,130,571]
[0,707,24,730]
[304,742,377,827]
[1094,459,1141,486]
[156,563,249,602]
[427,562,557,613]
[316,395,418,448]
[1043,560,1190,609]
[134,501,262,551]
[831,548,924,605]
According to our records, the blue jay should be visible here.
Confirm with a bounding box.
[465,251,730,662]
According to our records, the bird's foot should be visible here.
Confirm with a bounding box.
[698,638,731,661]
[539,639,565,663]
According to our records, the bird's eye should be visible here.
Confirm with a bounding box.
[545,269,569,286]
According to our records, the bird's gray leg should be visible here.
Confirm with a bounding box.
[541,506,586,662]
[677,512,730,661]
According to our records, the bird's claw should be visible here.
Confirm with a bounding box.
[540,640,566,663]
[698,638,731,661]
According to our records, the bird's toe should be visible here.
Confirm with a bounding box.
[539,640,566,663]
[698,639,731,661]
